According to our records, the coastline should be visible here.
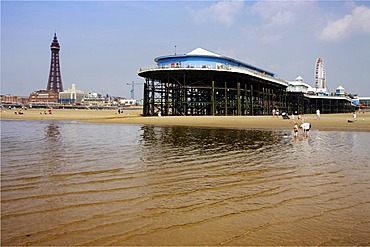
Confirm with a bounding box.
[1,108,369,132]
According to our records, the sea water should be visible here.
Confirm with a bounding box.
[1,120,369,245]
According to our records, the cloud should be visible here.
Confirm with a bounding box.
[270,10,294,26]
[245,1,317,44]
[191,0,244,26]
[250,1,311,26]
[319,5,370,41]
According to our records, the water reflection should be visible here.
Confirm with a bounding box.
[44,123,61,141]
[140,125,286,151]
[40,123,67,175]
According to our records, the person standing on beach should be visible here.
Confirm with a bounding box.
[316,109,320,120]
[353,112,357,121]
[293,123,299,137]
[300,122,311,137]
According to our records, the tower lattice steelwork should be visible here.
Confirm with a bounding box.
[46,33,63,93]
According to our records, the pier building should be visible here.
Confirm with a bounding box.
[138,48,354,116]
[352,97,370,111]
[139,48,288,116]
[285,77,354,114]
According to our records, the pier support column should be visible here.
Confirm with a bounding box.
[237,82,241,116]
[244,83,248,116]
[165,77,170,116]
[224,81,228,116]
[268,88,271,115]
[250,84,254,116]
[143,80,149,116]
[183,75,187,116]
[211,81,215,116]
[150,78,155,116]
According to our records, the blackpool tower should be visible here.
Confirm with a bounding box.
[46,33,63,93]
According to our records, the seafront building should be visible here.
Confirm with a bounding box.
[59,84,117,107]
[119,99,144,107]
[29,90,59,104]
[1,95,28,106]
[138,48,354,116]
[59,84,89,105]
[81,93,115,107]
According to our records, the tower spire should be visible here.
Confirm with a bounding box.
[46,33,63,93]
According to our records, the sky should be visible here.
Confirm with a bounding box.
[1,0,370,99]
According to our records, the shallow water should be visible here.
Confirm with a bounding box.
[1,120,370,246]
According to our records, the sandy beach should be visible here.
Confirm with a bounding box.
[1,108,369,132]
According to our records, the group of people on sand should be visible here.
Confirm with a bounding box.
[14,110,24,115]
[11,106,26,115]
[39,108,53,115]
[272,108,280,117]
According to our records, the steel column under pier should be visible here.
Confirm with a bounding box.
[140,70,289,116]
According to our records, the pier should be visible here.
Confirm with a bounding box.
[139,48,354,116]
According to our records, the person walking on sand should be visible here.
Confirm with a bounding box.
[300,122,311,137]
[353,112,357,121]
[316,109,320,120]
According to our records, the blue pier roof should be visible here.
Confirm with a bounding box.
[154,48,275,77]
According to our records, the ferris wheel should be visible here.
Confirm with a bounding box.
[315,57,326,89]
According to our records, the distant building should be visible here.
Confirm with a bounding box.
[29,90,59,103]
[119,99,136,106]
[81,93,114,107]
[59,84,89,105]
[119,99,145,107]
[1,94,28,105]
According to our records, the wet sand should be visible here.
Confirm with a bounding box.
[1,108,370,132]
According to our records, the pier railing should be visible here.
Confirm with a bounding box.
[139,64,288,86]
